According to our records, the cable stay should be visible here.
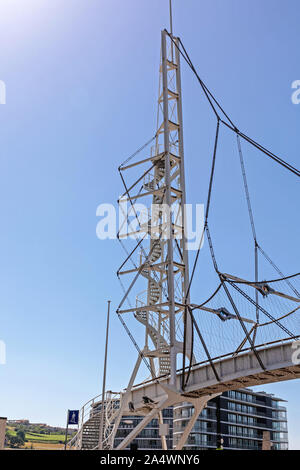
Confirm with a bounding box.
[165,29,300,178]
[257,245,300,299]
[223,272,300,303]
[115,29,299,393]
[118,134,157,171]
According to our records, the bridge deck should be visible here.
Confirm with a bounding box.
[126,340,300,412]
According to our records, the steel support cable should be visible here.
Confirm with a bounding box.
[223,271,300,285]
[256,305,300,329]
[176,35,237,130]
[182,118,220,389]
[205,225,219,274]
[117,173,169,375]
[221,120,300,177]
[119,152,166,199]
[117,231,165,312]
[166,27,298,376]
[253,242,259,343]
[117,234,147,275]
[184,305,220,388]
[118,31,300,388]
[118,134,157,170]
[118,238,138,270]
[181,303,188,389]
[165,29,300,178]
[220,279,266,370]
[181,304,195,389]
[169,29,299,347]
[190,282,223,310]
[175,238,184,261]
[185,120,220,302]
[226,279,295,337]
[118,170,169,299]
[237,130,300,177]
[118,166,177,378]
[177,35,299,177]
[257,245,300,298]
[117,276,157,378]
[236,134,260,333]
[165,29,234,127]
[117,232,168,381]
[181,121,220,388]
[117,184,143,242]
[237,135,257,241]
[117,186,144,271]
[177,43,220,122]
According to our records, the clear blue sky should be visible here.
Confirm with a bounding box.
[0,0,299,447]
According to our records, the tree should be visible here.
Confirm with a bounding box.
[16,429,26,444]
[7,435,24,448]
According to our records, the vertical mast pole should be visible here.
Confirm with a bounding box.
[175,38,190,305]
[169,0,173,36]
[253,242,259,343]
[161,30,177,386]
[169,0,174,62]
[175,37,192,372]
[64,410,70,450]
[98,300,111,449]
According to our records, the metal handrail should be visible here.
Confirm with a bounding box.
[66,391,121,450]
[131,336,299,389]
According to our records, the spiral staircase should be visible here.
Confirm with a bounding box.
[134,154,175,375]
[67,391,121,450]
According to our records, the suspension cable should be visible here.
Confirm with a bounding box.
[117,30,300,389]
[257,245,300,298]
[181,120,220,389]
[226,279,295,337]
[236,134,260,331]
[185,119,220,301]
[164,29,300,178]
[117,275,157,378]
[118,134,157,171]
[222,120,300,177]
[237,135,257,241]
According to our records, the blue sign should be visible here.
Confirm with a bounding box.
[68,410,79,425]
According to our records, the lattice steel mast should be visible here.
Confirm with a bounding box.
[117,15,192,387]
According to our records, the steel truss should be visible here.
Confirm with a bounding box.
[117,30,192,384]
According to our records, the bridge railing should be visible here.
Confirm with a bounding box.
[131,336,299,391]
[66,391,121,450]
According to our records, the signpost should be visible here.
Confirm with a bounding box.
[64,409,79,450]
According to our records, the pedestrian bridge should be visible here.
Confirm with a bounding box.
[127,339,300,412]
[109,339,299,450]
[68,339,300,450]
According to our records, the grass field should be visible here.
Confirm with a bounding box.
[24,442,65,450]
[6,426,70,447]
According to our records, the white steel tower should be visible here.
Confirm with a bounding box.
[117,28,193,387]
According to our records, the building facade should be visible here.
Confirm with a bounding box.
[114,407,173,450]
[174,389,288,450]
[114,389,288,450]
